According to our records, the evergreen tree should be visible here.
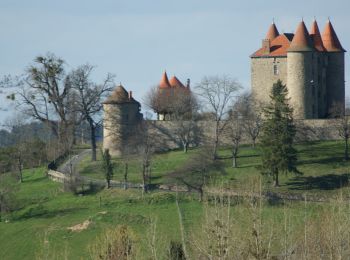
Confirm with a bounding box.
[102,149,114,188]
[260,80,299,186]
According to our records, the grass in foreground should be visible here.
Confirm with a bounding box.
[1,167,350,259]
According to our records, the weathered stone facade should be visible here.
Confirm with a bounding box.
[251,20,345,119]
[103,85,143,156]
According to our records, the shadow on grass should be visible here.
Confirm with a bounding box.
[297,156,347,167]
[23,176,48,183]
[287,173,350,191]
[13,206,88,221]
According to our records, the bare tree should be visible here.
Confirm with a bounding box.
[145,85,201,153]
[4,54,74,152]
[196,75,242,159]
[170,90,200,153]
[227,107,243,168]
[131,122,156,193]
[167,147,225,201]
[331,102,350,161]
[238,93,263,148]
[69,64,115,161]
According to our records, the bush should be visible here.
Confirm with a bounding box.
[89,225,136,260]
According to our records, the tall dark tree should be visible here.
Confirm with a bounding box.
[260,80,299,187]
[102,149,114,189]
[69,64,114,161]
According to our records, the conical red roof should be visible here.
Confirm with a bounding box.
[169,76,185,88]
[310,20,326,52]
[265,23,279,40]
[322,20,345,52]
[288,21,313,52]
[159,71,171,89]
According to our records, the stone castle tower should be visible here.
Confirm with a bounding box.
[103,84,143,156]
[251,19,345,119]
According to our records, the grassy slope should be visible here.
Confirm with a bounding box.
[0,168,202,259]
[78,140,350,196]
[1,140,350,259]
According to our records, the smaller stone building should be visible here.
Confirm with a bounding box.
[156,71,191,120]
[103,84,143,156]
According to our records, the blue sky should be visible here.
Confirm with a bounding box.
[0,0,349,118]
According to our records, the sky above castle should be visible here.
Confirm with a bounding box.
[0,0,349,119]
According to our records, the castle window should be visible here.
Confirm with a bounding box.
[273,64,279,75]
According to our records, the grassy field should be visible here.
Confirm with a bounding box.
[78,140,350,196]
[1,140,350,259]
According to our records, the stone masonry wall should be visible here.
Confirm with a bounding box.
[251,57,287,106]
[145,119,341,152]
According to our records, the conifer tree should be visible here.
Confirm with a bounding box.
[102,149,114,189]
[260,80,299,186]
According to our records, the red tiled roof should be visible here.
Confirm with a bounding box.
[266,23,279,41]
[288,21,314,52]
[251,33,293,57]
[159,71,171,89]
[310,20,326,52]
[322,20,345,52]
[169,76,186,88]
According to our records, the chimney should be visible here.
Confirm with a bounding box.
[128,91,133,100]
[186,78,190,88]
[262,39,270,55]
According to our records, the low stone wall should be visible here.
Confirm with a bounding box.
[47,169,68,183]
[146,119,341,151]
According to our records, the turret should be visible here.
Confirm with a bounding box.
[287,20,315,119]
[309,19,327,117]
[322,19,346,115]
[103,84,142,156]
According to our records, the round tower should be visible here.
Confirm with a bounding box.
[103,85,142,156]
[322,20,346,115]
[287,21,315,119]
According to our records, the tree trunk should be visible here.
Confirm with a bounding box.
[274,171,279,187]
[232,155,237,168]
[124,163,128,190]
[142,165,147,193]
[199,188,204,202]
[89,120,97,161]
[183,142,188,153]
[18,157,23,183]
[106,179,110,189]
[252,138,256,148]
[345,137,349,161]
[212,122,220,160]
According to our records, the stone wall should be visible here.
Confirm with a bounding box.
[251,57,287,106]
[144,119,341,152]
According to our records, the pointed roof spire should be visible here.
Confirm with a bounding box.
[310,19,326,52]
[169,75,185,88]
[265,22,279,41]
[159,71,171,89]
[321,20,345,52]
[288,20,314,52]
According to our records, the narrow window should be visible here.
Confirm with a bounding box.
[273,64,279,75]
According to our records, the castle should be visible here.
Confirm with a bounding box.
[103,19,347,156]
[251,19,345,119]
